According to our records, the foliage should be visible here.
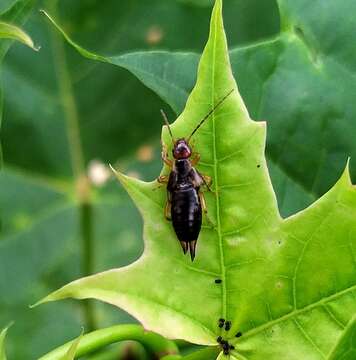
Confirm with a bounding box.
[0,0,278,358]
[36,1,356,359]
[328,316,356,360]
[0,21,38,51]
[0,325,10,360]
[1,0,356,359]
[41,0,356,219]
[61,330,82,360]
[0,0,35,166]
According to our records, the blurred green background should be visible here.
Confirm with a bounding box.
[2,0,356,358]
[0,0,279,358]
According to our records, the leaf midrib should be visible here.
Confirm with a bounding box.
[210,6,227,322]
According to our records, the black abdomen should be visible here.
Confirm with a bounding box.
[171,187,202,242]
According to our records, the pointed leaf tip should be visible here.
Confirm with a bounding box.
[345,157,353,184]
[64,329,84,360]
[0,21,39,51]
[40,9,107,63]
[109,163,139,189]
[33,0,356,356]
[0,323,13,360]
[338,157,353,186]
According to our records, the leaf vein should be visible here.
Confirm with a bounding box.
[293,318,326,359]
[210,7,227,320]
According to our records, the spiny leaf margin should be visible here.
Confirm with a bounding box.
[35,1,356,359]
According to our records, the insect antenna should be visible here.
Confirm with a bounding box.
[160,109,175,144]
[187,88,234,142]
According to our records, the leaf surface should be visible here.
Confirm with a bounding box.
[0,324,12,360]
[43,0,356,220]
[38,1,356,359]
[327,316,356,360]
[0,21,37,51]
[62,331,83,360]
[0,0,35,168]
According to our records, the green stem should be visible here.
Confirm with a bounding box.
[48,4,84,177]
[80,200,95,331]
[46,2,96,331]
[86,341,148,360]
[38,324,179,360]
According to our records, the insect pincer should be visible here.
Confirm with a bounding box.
[180,241,188,255]
[189,240,197,261]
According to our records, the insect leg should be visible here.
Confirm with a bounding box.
[157,175,169,183]
[164,199,172,220]
[199,191,208,214]
[196,170,213,192]
[202,174,213,192]
[161,142,173,167]
[199,191,216,228]
[191,152,200,167]
[152,174,169,191]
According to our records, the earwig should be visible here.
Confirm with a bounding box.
[158,89,234,260]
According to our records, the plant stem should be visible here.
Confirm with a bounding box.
[46,1,96,331]
[38,324,179,360]
[80,199,95,331]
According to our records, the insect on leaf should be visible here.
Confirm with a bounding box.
[37,0,356,358]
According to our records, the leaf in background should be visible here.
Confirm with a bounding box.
[0,0,35,169]
[0,324,12,360]
[37,1,356,359]
[327,316,356,360]
[43,0,356,220]
[0,21,38,51]
[0,0,35,60]
[142,0,356,218]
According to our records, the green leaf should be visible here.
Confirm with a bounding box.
[38,13,304,220]
[1,1,278,357]
[0,0,35,59]
[62,330,83,360]
[183,347,220,360]
[327,316,356,360]
[41,0,356,219]
[0,0,35,167]
[0,21,38,51]
[37,0,356,358]
[0,324,12,360]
